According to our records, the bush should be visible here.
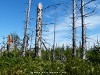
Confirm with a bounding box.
[0,49,100,75]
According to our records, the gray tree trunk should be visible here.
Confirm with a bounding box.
[22,0,31,56]
[81,0,86,59]
[72,0,76,58]
[35,3,43,57]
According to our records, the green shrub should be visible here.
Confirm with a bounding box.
[0,49,100,75]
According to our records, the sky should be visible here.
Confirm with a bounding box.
[0,0,100,49]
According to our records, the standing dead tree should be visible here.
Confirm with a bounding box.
[22,0,31,56]
[51,6,58,62]
[7,35,14,52]
[29,29,34,51]
[81,0,86,59]
[43,2,69,61]
[72,0,76,58]
[35,3,43,57]
[80,0,96,59]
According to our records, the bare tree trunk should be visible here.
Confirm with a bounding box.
[51,47,55,62]
[52,22,56,60]
[72,0,76,58]
[35,3,43,57]
[81,0,86,59]
[30,30,34,50]
[60,47,63,61]
[51,6,57,61]
[7,35,14,52]
[51,19,56,61]
[22,0,31,56]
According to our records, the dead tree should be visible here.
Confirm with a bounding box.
[22,0,31,56]
[81,0,86,59]
[30,29,34,50]
[80,0,96,59]
[60,44,64,61]
[51,6,57,61]
[7,35,14,52]
[97,35,99,46]
[72,0,76,58]
[51,22,56,61]
[35,3,43,57]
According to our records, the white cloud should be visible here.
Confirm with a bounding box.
[85,15,100,29]
[76,15,100,29]
[42,0,100,48]
[42,16,72,48]
[43,12,100,47]
[86,34,100,49]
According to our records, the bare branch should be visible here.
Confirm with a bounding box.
[84,0,96,6]
[84,5,97,17]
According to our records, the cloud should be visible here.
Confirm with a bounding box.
[42,0,100,48]
[76,15,100,29]
[43,12,100,46]
[86,34,100,48]
[42,16,72,48]
[86,16,100,29]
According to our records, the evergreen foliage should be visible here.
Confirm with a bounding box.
[0,46,100,75]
